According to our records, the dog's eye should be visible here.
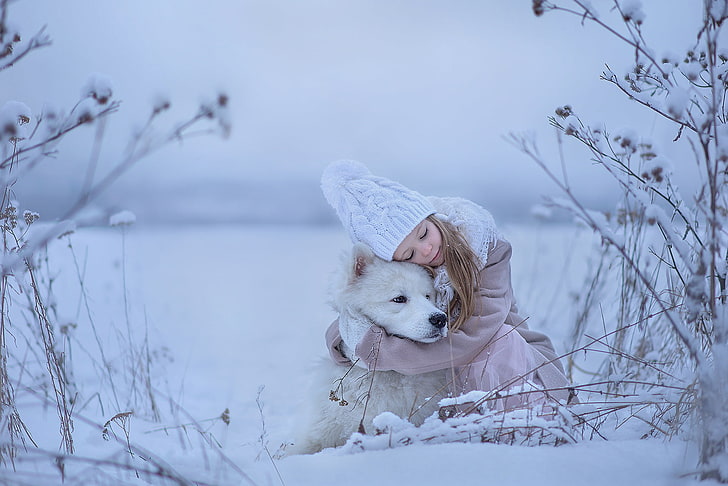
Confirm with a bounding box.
[425,294,431,300]
[392,295,408,304]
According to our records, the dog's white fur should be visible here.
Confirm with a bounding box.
[287,244,450,455]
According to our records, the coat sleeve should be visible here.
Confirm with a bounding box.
[350,239,518,375]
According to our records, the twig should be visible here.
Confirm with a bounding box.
[256,387,285,486]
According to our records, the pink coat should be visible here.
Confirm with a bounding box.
[325,238,573,409]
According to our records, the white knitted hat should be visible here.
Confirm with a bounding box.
[321,160,436,261]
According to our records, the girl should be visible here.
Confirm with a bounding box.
[321,160,574,410]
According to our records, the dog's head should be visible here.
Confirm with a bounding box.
[332,243,448,344]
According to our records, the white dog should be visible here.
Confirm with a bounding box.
[287,243,450,455]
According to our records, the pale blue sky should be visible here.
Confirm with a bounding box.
[2,0,701,224]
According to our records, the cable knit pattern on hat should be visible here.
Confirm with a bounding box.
[321,160,436,261]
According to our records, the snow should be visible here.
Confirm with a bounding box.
[4,222,705,485]
[662,51,680,66]
[682,62,702,82]
[81,72,114,105]
[621,0,646,25]
[708,0,728,22]
[151,94,172,116]
[109,209,137,226]
[74,97,99,124]
[281,437,692,486]
[439,390,490,406]
[666,88,689,119]
[641,155,672,184]
[25,219,77,248]
[613,127,640,154]
[0,100,32,140]
[36,102,63,136]
[530,204,553,221]
[579,1,600,19]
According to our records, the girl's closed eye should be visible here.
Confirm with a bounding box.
[420,228,428,239]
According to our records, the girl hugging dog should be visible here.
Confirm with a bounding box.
[320,160,574,408]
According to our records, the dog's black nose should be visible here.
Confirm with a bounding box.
[429,313,447,329]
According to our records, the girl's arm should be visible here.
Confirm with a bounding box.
[325,239,517,375]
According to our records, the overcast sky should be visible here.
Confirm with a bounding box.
[2,0,702,224]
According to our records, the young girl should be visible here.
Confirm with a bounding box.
[321,160,574,410]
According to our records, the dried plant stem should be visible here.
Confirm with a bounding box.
[0,3,232,482]
[513,136,705,366]
[0,272,35,467]
[523,1,728,479]
[25,258,74,454]
[0,25,52,73]
[66,239,121,411]
[256,387,285,486]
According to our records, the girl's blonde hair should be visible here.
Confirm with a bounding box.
[426,215,480,332]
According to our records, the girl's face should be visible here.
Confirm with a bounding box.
[393,219,445,267]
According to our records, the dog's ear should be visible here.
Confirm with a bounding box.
[351,243,375,279]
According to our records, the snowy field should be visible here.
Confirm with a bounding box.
[10,222,704,485]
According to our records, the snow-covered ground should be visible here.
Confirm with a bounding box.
[7,222,704,485]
